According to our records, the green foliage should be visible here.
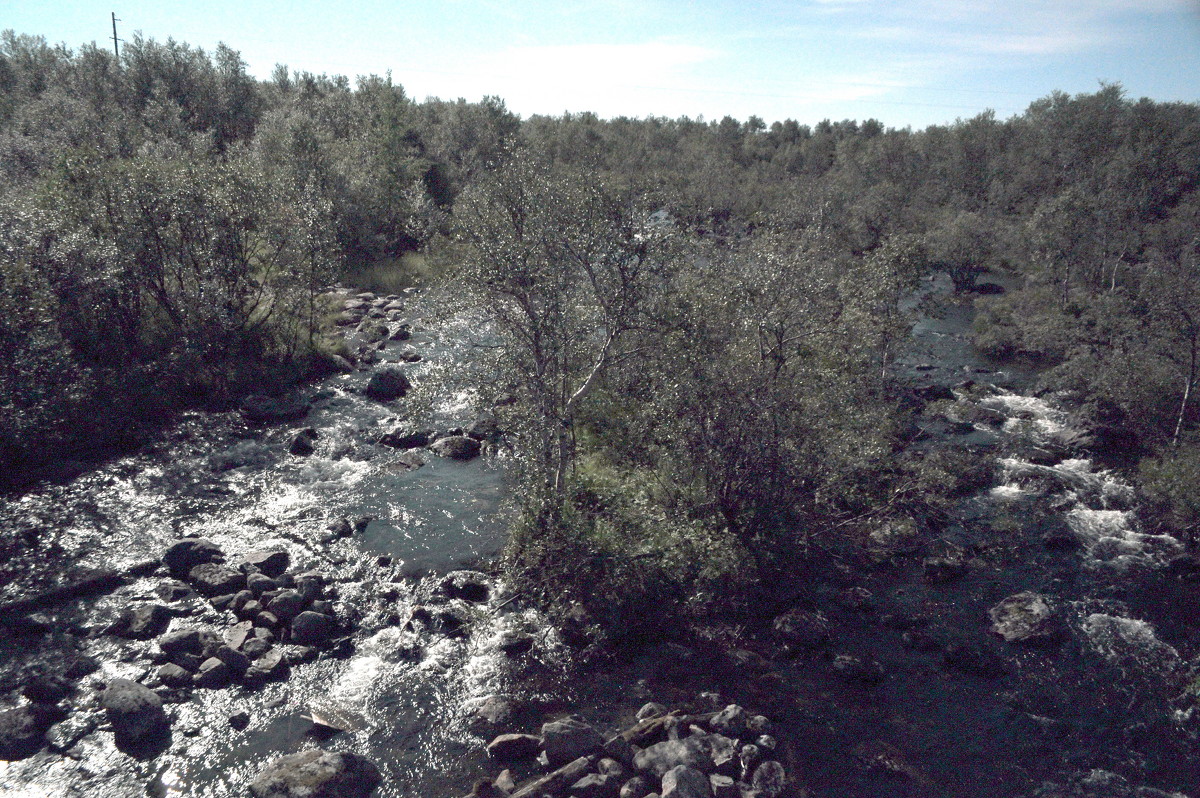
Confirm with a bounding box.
[1140,444,1200,542]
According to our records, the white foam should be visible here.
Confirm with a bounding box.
[1082,613,1181,674]
[1068,508,1182,569]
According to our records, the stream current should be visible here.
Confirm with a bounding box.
[2,274,1199,797]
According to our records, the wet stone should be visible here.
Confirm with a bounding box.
[195,657,233,688]
[290,611,336,646]
[709,705,748,737]
[486,733,541,761]
[661,766,713,798]
[107,603,172,639]
[163,538,225,577]
[266,589,308,622]
[378,423,434,449]
[229,711,250,731]
[542,717,605,766]
[620,776,653,798]
[634,737,716,779]
[364,367,412,401]
[243,637,272,659]
[215,645,251,675]
[249,749,382,798]
[156,580,195,602]
[247,573,277,596]
[101,678,167,743]
[240,394,311,425]
[750,760,787,797]
[211,593,238,611]
[989,592,1061,644]
[22,673,72,705]
[288,428,318,456]
[430,435,481,460]
[637,702,668,721]
[442,571,490,602]
[231,590,255,614]
[469,695,514,730]
[188,563,246,597]
[157,662,193,687]
[245,648,286,683]
[708,774,738,798]
[242,550,290,578]
[570,772,620,798]
[159,628,211,659]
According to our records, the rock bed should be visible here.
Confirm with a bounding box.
[467,701,791,798]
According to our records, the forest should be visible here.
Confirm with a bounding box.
[2,29,1200,623]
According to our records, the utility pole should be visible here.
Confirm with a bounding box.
[111,12,120,60]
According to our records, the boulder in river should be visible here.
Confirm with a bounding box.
[441,571,490,603]
[188,563,246,597]
[430,435,481,461]
[100,678,168,746]
[988,591,1061,645]
[542,717,605,766]
[288,428,319,457]
[486,733,541,761]
[363,368,411,401]
[163,538,225,577]
[291,611,336,646]
[107,603,172,639]
[378,423,434,450]
[634,737,716,779]
[249,748,382,798]
[661,765,714,798]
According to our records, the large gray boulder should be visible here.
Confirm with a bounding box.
[188,563,246,597]
[108,603,172,639]
[430,435,481,461]
[249,748,381,798]
[363,368,411,401]
[750,760,787,797]
[100,679,168,744]
[661,766,714,798]
[542,717,605,766]
[291,611,336,646]
[242,549,290,577]
[989,591,1061,644]
[634,737,716,779]
[378,424,433,450]
[163,538,224,577]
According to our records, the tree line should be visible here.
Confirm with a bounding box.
[2,31,1199,597]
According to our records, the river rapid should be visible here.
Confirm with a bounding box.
[1,275,1199,797]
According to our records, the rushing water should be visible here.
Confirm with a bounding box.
[0,288,565,797]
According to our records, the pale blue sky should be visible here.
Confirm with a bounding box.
[7,0,1200,128]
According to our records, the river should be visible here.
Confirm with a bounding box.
[1,276,1198,797]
